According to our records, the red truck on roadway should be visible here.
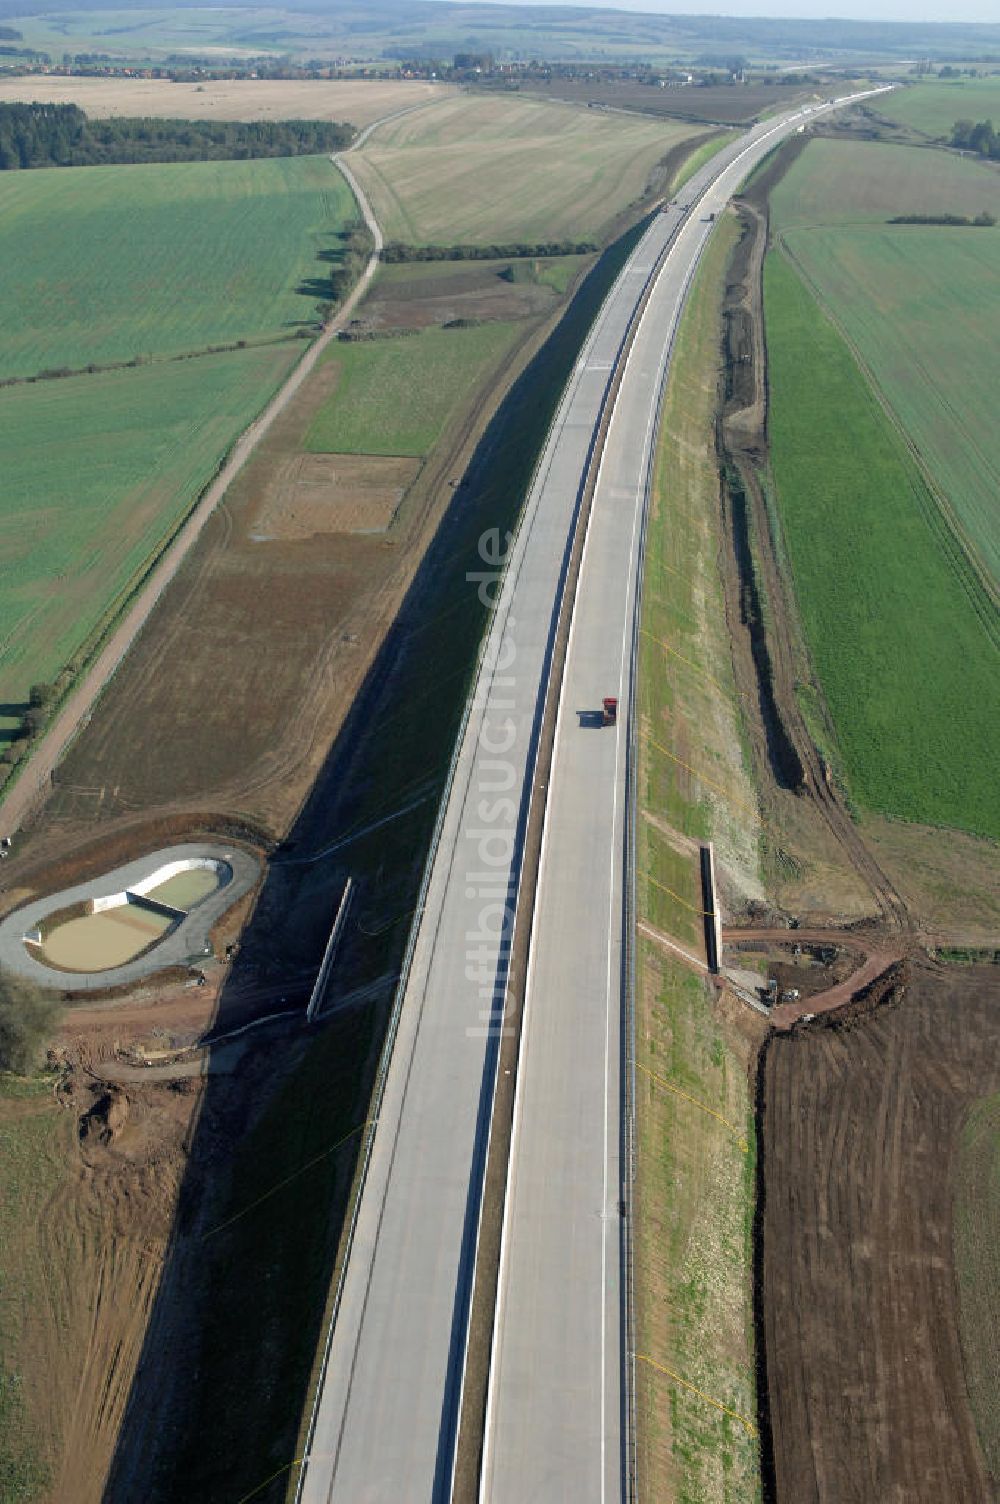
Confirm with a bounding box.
[602,697,618,727]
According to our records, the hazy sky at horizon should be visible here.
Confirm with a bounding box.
[455,0,1000,26]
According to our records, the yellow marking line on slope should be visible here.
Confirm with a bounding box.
[655,553,696,585]
[204,1119,373,1241]
[644,733,759,821]
[640,626,725,691]
[636,1353,758,1437]
[235,1458,302,1503]
[636,1060,748,1153]
[642,869,711,918]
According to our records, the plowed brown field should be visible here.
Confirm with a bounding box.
[759,960,1000,1502]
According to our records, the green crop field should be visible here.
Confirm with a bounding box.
[881,77,1000,137]
[765,250,1000,839]
[351,95,704,246]
[770,138,1000,590]
[306,322,523,456]
[0,153,354,378]
[770,137,1000,227]
[0,344,297,732]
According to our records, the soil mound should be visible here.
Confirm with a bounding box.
[80,1085,129,1146]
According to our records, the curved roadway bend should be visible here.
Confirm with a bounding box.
[298,90,891,1504]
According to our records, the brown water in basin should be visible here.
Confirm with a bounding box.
[41,907,174,972]
[145,868,221,910]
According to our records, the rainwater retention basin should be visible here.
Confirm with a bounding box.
[25,857,231,974]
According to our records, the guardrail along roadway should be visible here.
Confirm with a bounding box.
[297,89,891,1504]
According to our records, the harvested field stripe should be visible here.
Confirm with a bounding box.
[645,733,760,821]
[640,625,725,690]
[202,1120,372,1241]
[635,1354,758,1437]
[351,94,704,247]
[636,1061,749,1150]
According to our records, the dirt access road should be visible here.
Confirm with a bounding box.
[722,926,903,1029]
[0,106,409,844]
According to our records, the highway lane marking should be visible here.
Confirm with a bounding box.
[635,1353,758,1437]
[603,487,633,1504]
[479,197,682,1499]
[471,202,653,1496]
[595,208,677,1496]
[295,87,892,1504]
[604,205,713,1496]
[635,1060,749,1152]
[498,88,888,1488]
[644,733,759,821]
[472,199,681,1504]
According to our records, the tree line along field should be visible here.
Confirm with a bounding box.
[349,94,706,247]
[764,250,1000,841]
[0,344,297,741]
[769,138,1000,591]
[0,152,355,377]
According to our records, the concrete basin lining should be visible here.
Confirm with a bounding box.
[0,842,261,993]
[131,856,233,901]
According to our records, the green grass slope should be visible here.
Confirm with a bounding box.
[306,322,521,456]
[765,250,1000,839]
[0,344,297,726]
[635,220,760,1501]
[0,153,353,378]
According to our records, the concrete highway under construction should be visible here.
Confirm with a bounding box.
[297,88,890,1504]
